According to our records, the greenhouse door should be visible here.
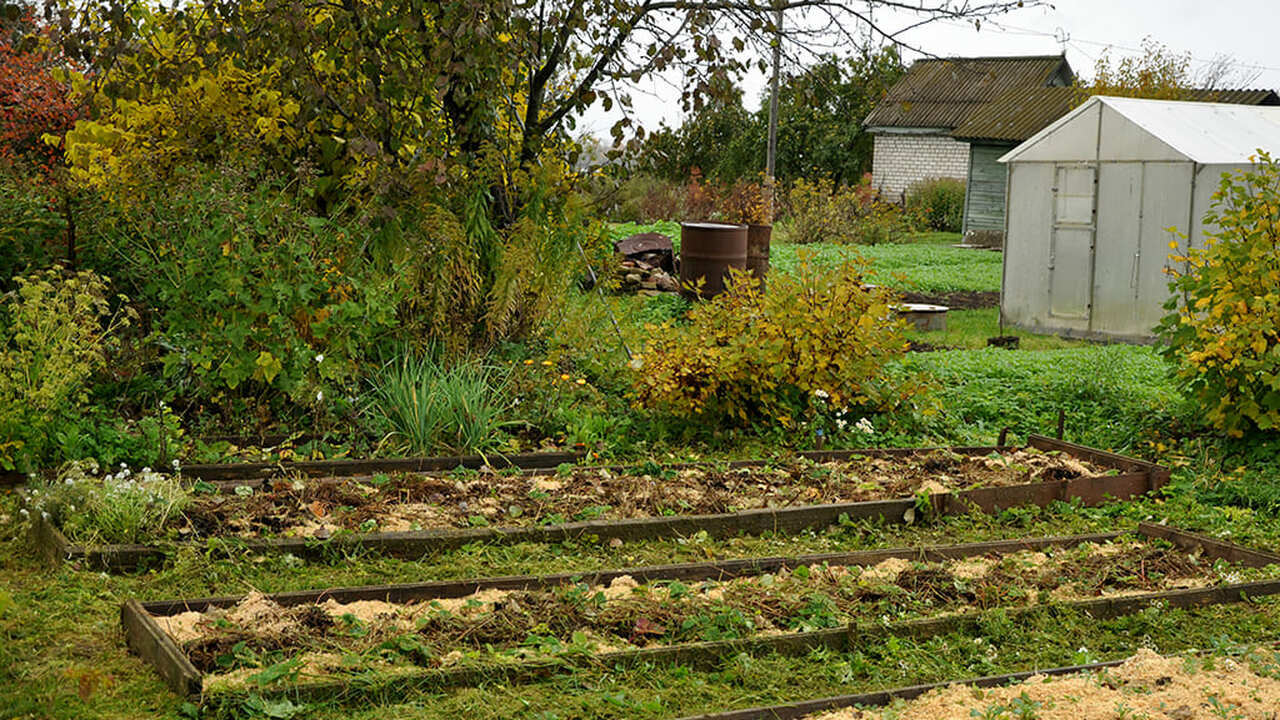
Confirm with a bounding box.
[1048,163,1097,320]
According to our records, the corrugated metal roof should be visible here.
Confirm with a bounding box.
[1183,88,1280,105]
[1001,95,1280,164]
[952,87,1280,143]
[863,55,1071,130]
[951,87,1076,142]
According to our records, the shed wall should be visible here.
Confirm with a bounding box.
[1002,160,1201,340]
[1003,102,1102,163]
[871,133,969,202]
[1001,163,1056,331]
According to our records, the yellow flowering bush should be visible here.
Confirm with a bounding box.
[1158,152,1280,435]
[633,253,927,426]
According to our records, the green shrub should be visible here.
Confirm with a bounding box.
[85,165,402,408]
[633,253,928,428]
[368,352,511,455]
[905,177,965,233]
[784,177,911,245]
[0,268,135,470]
[1157,152,1280,436]
[0,168,62,288]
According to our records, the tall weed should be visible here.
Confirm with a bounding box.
[0,268,135,470]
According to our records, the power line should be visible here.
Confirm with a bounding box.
[931,18,1280,75]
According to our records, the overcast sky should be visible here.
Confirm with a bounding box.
[582,0,1280,136]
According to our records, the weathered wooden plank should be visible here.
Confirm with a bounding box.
[52,440,1170,571]
[247,578,1280,701]
[669,658,1129,720]
[176,449,586,481]
[121,599,202,697]
[131,529,1280,702]
[198,445,1014,489]
[27,507,79,566]
[59,473,1160,572]
[1137,522,1280,568]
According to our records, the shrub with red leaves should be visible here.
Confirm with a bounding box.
[0,5,79,173]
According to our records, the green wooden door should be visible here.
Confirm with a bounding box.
[963,143,1013,234]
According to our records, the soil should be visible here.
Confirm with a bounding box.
[898,290,1000,310]
[809,646,1280,719]
[171,448,1107,542]
[905,340,958,353]
[156,538,1275,683]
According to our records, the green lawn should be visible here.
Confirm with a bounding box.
[894,344,1185,450]
[904,308,1084,351]
[610,223,1003,294]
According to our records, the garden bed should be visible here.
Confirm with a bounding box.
[674,644,1280,720]
[122,523,1280,701]
[30,436,1170,571]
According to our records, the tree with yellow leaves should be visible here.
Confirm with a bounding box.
[1157,152,1280,435]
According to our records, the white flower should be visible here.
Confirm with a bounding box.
[141,467,151,474]
[835,418,847,430]
[19,508,29,518]
[813,389,829,400]
[64,478,74,485]
[855,418,875,435]
[172,459,181,469]
[316,390,325,402]
[315,353,324,363]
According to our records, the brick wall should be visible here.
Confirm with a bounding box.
[871,133,970,202]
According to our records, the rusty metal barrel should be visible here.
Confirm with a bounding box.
[679,222,748,299]
[746,223,772,291]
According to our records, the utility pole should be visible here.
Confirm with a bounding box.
[765,1,782,223]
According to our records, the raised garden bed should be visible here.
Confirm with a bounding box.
[30,436,1169,571]
[673,644,1280,720]
[122,523,1280,701]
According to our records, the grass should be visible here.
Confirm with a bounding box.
[368,353,511,455]
[904,308,1085,351]
[5,221,1269,718]
[608,222,1001,293]
[894,345,1188,451]
[771,234,1004,293]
